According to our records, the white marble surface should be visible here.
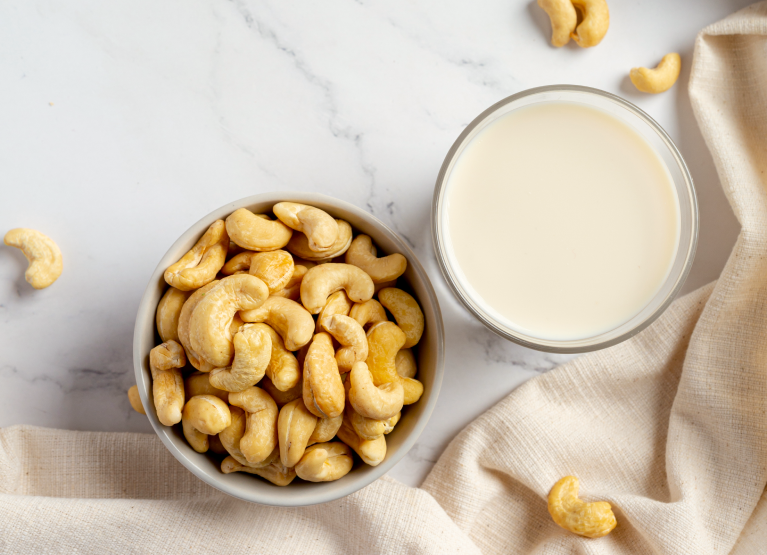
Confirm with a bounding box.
[0,0,746,487]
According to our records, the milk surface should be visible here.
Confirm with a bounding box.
[445,102,680,340]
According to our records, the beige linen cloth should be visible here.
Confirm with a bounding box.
[2,4,767,554]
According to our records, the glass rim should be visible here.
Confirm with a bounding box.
[431,85,699,354]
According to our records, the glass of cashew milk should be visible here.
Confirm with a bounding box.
[432,85,697,353]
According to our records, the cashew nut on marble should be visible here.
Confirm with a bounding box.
[345,234,407,283]
[630,53,681,94]
[156,287,192,343]
[300,263,375,314]
[4,228,63,289]
[378,287,424,348]
[277,398,318,468]
[149,340,187,426]
[182,394,232,453]
[221,456,296,486]
[209,324,272,392]
[349,361,403,421]
[184,371,229,402]
[273,202,338,252]
[366,322,423,405]
[261,376,303,408]
[295,442,353,482]
[127,385,146,415]
[189,274,269,368]
[176,280,220,371]
[349,299,388,330]
[337,414,386,467]
[548,476,617,538]
[537,0,577,47]
[570,0,609,47]
[286,219,353,261]
[395,348,417,379]
[229,386,279,465]
[303,332,345,419]
[219,406,278,468]
[323,314,368,372]
[164,220,228,291]
[316,290,353,332]
[308,414,343,445]
[225,209,292,251]
[239,295,314,351]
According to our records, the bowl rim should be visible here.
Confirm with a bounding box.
[133,191,445,506]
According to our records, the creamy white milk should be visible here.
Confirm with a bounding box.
[445,102,680,340]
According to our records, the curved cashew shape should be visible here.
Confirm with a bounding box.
[4,228,63,289]
[221,455,296,486]
[189,274,269,368]
[221,251,254,275]
[184,371,229,402]
[177,280,219,371]
[349,299,388,330]
[149,340,186,426]
[295,442,353,482]
[219,406,279,467]
[156,287,192,343]
[337,414,386,466]
[316,290,353,332]
[261,376,303,408]
[347,404,386,441]
[277,398,318,467]
[181,395,232,453]
[225,209,292,251]
[308,414,343,445]
[164,220,228,291]
[548,476,617,538]
[273,202,339,252]
[395,348,417,379]
[367,322,424,405]
[271,265,308,301]
[570,0,609,48]
[378,288,424,348]
[300,263,375,314]
[303,333,345,419]
[256,323,300,392]
[224,250,295,293]
[349,361,403,420]
[537,0,577,47]
[287,219,353,261]
[630,53,681,94]
[127,385,146,415]
[383,411,400,434]
[228,386,279,465]
[239,296,314,351]
[323,314,368,372]
[209,324,272,392]
[345,234,407,284]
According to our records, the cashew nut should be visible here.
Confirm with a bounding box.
[300,263,375,314]
[349,299,388,330]
[181,395,232,453]
[378,287,424,348]
[383,411,400,434]
[277,398,318,467]
[316,290,354,333]
[222,249,294,294]
[286,219,353,261]
[548,476,617,538]
[239,296,314,351]
[366,322,423,405]
[345,234,407,284]
[127,385,146,415]
[221,455,296,486]
[307,414,343,445]
[302,332,345,419]
[257,323,300,392]
[219,406,278,467]
[323,315,368,372]
[4,228,63,289]
[177,280,219,371]
[209,324,272,392]
[537,0,577,47]
[347,404,385,441]
[225,209,292,251]
[349,361,403,421]
[395,348,417,379]
[164,220,228,291]
[270,264,308,301]
[155,287,192,343]
[570,0,609,48]
[149,340,187,426]
[273,202,338,252]
[184,371,229,402]
[228,240,246,258]
[630,53,681,94]
[337,414,386,467]
[261,376,303,408]
[374,279,398,294]
[189,274,269,368]
[228,386,279,464]
[295,442,353,482]
[208,433,228,455]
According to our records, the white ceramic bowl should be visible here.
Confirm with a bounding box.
[133,192,444,506]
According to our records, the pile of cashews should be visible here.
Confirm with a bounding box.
[130,202,425,486]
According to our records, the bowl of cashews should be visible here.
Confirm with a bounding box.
[132,192,444,506]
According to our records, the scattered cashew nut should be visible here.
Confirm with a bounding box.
[164,220,228,291]
[239,295,314,351]
[378,287,424,348]
[300,263,375,314]
[570,0,609,47]
[349,361,403,421]
[630,53,681,94]
[548,476,617,538]
[537,0,577,47]
[225,209,292,251]
[303,332,345,419]
[4,228,63,289]
[366,322,423,405]
[127,385,146,415]
[277,398,318,467]
[295,442,353,482]
[349,299,388,330]
[182,394,232,453]
[228,386,279,465]
[149,340,187,426]
[345,234,407,283]
[221,455,296,486]
[156,287,192,343]
[209,324,272,392]
[273,202,339,252]
[286,219,353,261]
